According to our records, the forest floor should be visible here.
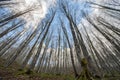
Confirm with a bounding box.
[0,58,75,80]
[0,58,120,80]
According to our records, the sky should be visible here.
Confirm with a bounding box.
[0,0,94,48]
[0,0,109,59]
[0,0,96,66]
[1,0,120,69]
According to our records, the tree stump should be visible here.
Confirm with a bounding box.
[77,58,95,80]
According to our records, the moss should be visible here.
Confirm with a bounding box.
[14,68,33,76]
[78,58,95,80]
[25,69,33,75]
[15,70,26,75]
[18,68,23,71]
[81,58,88,67]
[63,75,75,80]
[40,73,60,78]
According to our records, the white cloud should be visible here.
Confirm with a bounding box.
[8,0,55,29]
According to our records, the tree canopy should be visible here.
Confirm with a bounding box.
[0,0,120,79]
